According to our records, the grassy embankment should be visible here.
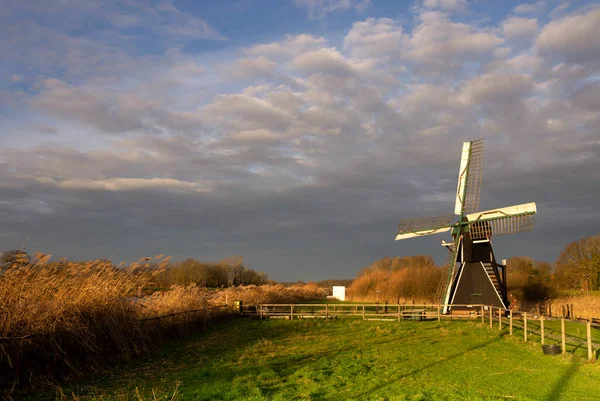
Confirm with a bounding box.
[36,318,600,401]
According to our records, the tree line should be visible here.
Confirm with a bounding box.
[346,235,600,304]
[0,252,268,289]
[2,235,598,298]
[151,257,268,288]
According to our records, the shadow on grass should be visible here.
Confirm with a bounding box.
[350,334,505,400]
[544,358,581,401]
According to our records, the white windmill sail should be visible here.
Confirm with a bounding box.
[395,227,451,241]
[455,139,484,216]
[466,202,537,238]
[395,214,454,241]
[466,202,537,222]
[454,142,471,215]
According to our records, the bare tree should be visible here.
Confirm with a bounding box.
[556,235,600,291]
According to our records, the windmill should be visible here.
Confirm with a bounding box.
[395,139,536,313]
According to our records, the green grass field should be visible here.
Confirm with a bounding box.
[36,317,600,401]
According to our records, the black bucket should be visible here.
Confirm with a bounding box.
[542,344,561,355]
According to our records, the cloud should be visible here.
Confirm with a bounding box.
[105,0,226,40]
[2,3,600,278]
[503,17,538,40]
[150,0,226,40]
[31,124,59,135]
[30,79,148,135]
[536,8,600,63]
[244,34,327,61]
[31,176,212,193]
[343,18,407,59]
[225,57,277,80]
[513,1,547,15]
[422,0,468,12]
[289,48,373,76]
[405,11,503,75]
[461,72,534,105]
[294,0,370,19]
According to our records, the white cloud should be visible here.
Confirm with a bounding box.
[244,34,327,61]
[294,0,370,19]
[31,79,147,134]
[343,18,407,59]
[289,48,374,76]
[32,176,212,193]
[422,0,468,12]
[514,1,546,15]
[536,8,600,63]
[461,72,533,105]
[405,11,503,74]
[503,17,538,40]
[225,57,277,80]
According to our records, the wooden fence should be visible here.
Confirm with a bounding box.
[0,304,229,343]
[247,303,600,361]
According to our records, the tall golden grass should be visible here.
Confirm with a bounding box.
[346,264,443,303]
[210,283,327,305]
[548,294,600,320]
[0,254,214,393]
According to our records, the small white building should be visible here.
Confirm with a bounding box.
[332,286,346,301]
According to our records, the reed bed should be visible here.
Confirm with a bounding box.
[210,283,328,305]
[547,294,600,319]
[0,254,213,393]
[0,254,329,394]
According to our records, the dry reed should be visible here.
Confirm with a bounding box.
[0,254,218,394]
[547,294,600,319]
[210,283,328,305]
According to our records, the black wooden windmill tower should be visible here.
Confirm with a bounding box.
[395,139,537,313]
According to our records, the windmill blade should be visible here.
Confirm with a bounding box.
[395,214,455,241]
[454,138,484,216]
[466,202,536,238]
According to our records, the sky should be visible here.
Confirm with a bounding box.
[1,0,599,281]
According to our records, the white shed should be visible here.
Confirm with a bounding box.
[332,286,346,301]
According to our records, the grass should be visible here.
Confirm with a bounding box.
[511,316,600,356]
[34,318,600,401]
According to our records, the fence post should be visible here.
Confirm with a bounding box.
[362,304,365,320]
[498,309,502,330]
[260,305,263,320]
[541,315,545,345]
[524,312,528,342]
[481,306,484,324]
[588,320,594,361]
[561,318,566,355]
[290,304,294,320]
[437,305,441,322]
[397,304,401,322]
[326,304,329,320]
[509,310,513,335]
[489,307,493,329]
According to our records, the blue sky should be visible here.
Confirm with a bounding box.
[1,0,599,280]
